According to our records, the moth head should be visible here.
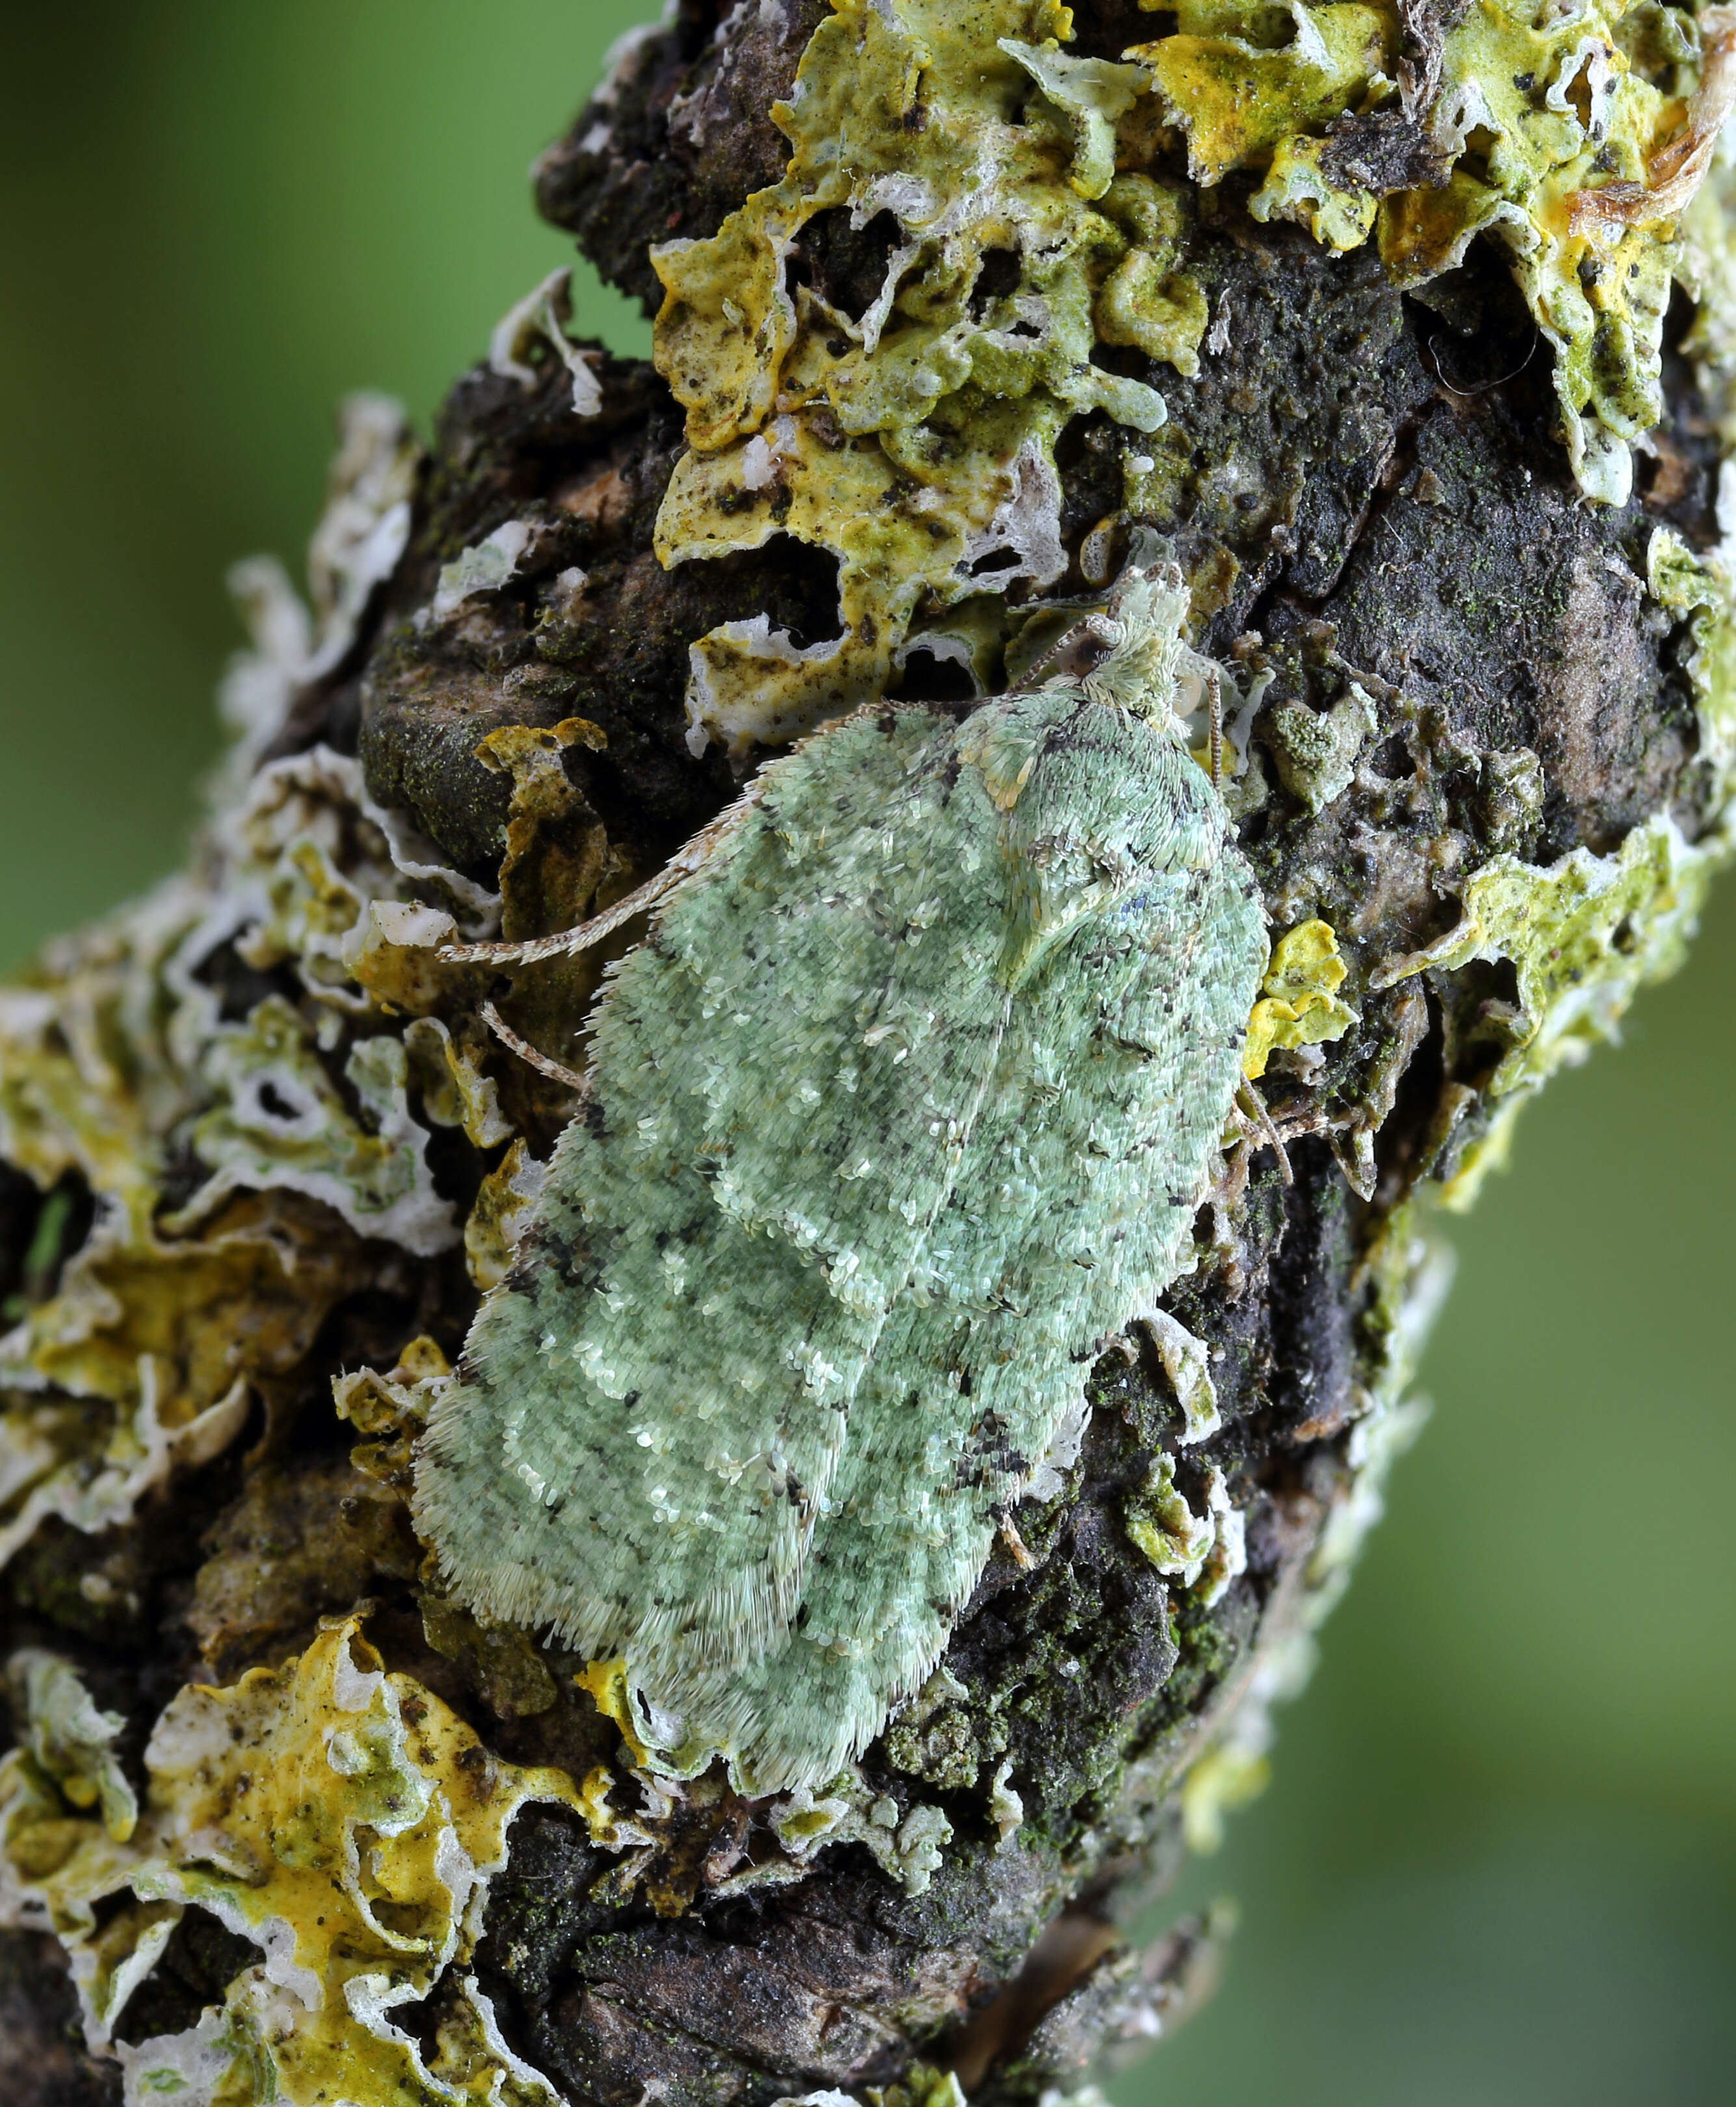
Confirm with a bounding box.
[1079,562,1191,730]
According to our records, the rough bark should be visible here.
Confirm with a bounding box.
[2,5,1731,2105]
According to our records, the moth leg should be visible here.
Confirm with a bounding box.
[480,998,588,1093]
[1131,1305,1220,1446]
[993,1508,1038,1570]
[1233,1078,1294,1187]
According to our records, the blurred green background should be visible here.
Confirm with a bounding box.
[2,7,1731,2101]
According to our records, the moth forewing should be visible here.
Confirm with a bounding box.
[413,568,1269,1794]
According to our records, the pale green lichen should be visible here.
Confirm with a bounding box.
[0,1621,579,2105]
[489,265,604,417]
[0,895,368,1562]
[1681,140,1736,377]
[1251,131,1380,249]
[1373,809,1728,1202]
[1264,685,1378,815]
[1323,364,1736,1212]
[404,1015,515,1154]
[868,2064,969,2107]
[0,721,508,1563]
[882,1665,979,1790]
[986,1756,1025,1845]
[772,2068,967,2107]
[462,1137,547,1293]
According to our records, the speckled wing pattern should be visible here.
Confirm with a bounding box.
[415,583,1268,1793]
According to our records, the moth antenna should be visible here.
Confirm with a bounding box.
[1209,666,1224,791]
[440,765,780,967]
[481,1000,589,1094]
[442,866,670,968]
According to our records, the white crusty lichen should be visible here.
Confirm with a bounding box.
[0,366,655,1581]
[489,265,605,416]
[217,391,419,793]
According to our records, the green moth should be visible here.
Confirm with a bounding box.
[414,566,1268,1795]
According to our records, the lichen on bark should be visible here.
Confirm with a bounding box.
[3,4,1736,2104]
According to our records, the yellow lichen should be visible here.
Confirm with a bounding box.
[0,1620,579,2104]
[471,719,634,1091]
[0,700,522,1566]
[462,1138,547,1293]
[1139,3,1396,186]
[648,1,1734,758]
[0,1168,362,1565]
[1251,132,1380,250]
[573,1656,652,1768]
[334,1334,452,1491]
[651,0,1190,756]
[404,1015,515,1153]
[1136,1,1730,505]
[475,717,613,946]
[1242,918,1358,1079]
[1095,172,1212,373]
